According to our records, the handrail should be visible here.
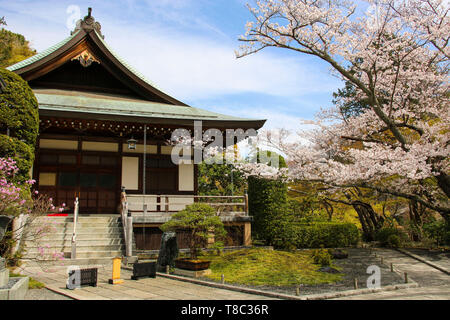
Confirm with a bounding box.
[126,194,249,215]
[120,188,132,257]
[71,197,79,259]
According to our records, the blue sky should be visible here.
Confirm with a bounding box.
[0,0,344,131]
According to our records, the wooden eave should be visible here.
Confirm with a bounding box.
[11,29,188,106]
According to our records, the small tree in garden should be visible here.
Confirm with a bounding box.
[161,203,226,260]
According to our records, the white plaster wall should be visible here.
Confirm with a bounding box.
[178,162,194,191]
[121,156,139,190]
[82,141,118,152]
[122,144,157,154]
[39,139,78,150]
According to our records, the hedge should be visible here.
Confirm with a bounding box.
[248,175,289,244]
[0,68,39,182]
[273,222,360,249]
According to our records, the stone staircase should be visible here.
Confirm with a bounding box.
[21,215,132,265]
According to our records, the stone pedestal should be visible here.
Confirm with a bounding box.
[174,268,212,278]
[0,258,8,288]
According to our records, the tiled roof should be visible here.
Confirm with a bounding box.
[34,89,260,123]
[6,31,80,71]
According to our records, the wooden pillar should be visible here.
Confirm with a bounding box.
[243,222,252,246]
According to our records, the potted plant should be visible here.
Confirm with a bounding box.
[161,203,226,271]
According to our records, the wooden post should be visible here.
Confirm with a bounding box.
[244,193,249,215]
[165,196,169,213]
[108,257,124,284]
[221,274,225,284]
[381,256,384,264]
[71,197,79,260]
[390,263,394,272]
[354,278,358,289]
[404,272,408,283]
[126,214,133,257]
[295,286,300,296]
[166,265,170,274]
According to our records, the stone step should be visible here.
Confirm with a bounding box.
[27,233,124,241]
[27,227,123,233]
[24,250,123,259]
[22,258,116,267]
[28,221,123,228]
[24,238,125,247]
[24,244,125,253]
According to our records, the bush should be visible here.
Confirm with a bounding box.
[375,227,407,247]
[386,235,401,248]
[248,175,289,245]
[0,68,39,183]
[161,203,226,259]
[311,248,332,266]
[423,220,450,246]
[273,222,360,249]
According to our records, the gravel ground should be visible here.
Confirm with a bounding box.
[196,248,405,296]
[24,288,73,300]
[405,248,450,270]
[0,278,20,290]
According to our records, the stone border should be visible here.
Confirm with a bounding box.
[396,248,449,275]
[155,272,419,300]
[0,276,29,300]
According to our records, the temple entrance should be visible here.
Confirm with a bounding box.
[36,150,120,214]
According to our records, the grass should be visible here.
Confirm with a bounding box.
[199,248,343,287]
[9,271,45,289]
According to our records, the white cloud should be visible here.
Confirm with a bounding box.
[1,0,342,119]
[107,24,340,101]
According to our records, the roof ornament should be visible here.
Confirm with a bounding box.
[71,7,104,39]
[71,49,100,67]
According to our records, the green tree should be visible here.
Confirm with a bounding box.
[0,26,36,68]
[0,68,39,183]
[161,203,226,259]
[198,162,246,196]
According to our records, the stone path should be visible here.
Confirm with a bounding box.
[20,264,275,300]
[332,248,450,300]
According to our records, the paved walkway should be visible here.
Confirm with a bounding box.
[20,248,449,300]
[333,248,450,300]
[21,264,275,300]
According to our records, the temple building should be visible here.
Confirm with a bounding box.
[7,9,265,255]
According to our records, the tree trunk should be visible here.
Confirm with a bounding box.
[351,201,384,241]
[408,200,427,241]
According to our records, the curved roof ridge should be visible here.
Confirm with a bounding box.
[6,30,81,72]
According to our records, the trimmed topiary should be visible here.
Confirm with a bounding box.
[0,68,38,182]
[248,175,289,245]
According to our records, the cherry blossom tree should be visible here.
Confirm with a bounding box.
[237,0,449,221]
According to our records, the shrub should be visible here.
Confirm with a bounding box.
[273,222,360,249]
[161,203,226,259]
[386,235,401,248]
[248,175,289,245]
[423,220,450,246]
[375,227,407,247]
[311,248,332,266]
[0,68,39,183]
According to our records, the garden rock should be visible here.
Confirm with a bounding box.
[318,266,341,274]
[330,249,348,259]
[156,232,179,272]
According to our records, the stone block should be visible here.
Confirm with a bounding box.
[0,277,28,300]
[174,268,212,278]
[0,268,8,287]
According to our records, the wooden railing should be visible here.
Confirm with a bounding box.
[125,194,249,216]
[120,189,133,257]
[71,197,79,259]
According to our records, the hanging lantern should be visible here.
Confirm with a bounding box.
[127,137,137,150]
